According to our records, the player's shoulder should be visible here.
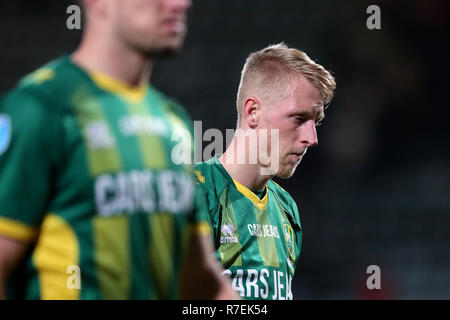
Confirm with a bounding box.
[268,180,301,227]
[149,86,181,106]
[194,157,220,187]
[150,87,190,119]
[149,87,194,135]
[1,55,81,114]
[267,180,293,202]
[194,157,232,222]
[194,157,230,198]
[18,55,79,93]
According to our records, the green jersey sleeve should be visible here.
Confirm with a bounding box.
[187,184,212,238]
[0,88,61,241]
[193,163,223,243]
[290,200,302,270]
[268,180,303,269]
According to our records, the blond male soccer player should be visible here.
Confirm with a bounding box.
[0,0,235,300]
[195,43,336,300]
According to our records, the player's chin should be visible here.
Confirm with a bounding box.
[275,164,297,179]
[144,41,184,59]
[137,33,185,59]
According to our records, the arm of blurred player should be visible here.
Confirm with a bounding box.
[180,169,238,299]
[0,235,29,299]
[180,227,239,300]
[0,90,62,300]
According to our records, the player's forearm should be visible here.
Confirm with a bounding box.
[0,266,7,300]
[0,260,11,300]
[180,248,219,299]
[210,272,240,300]
[180,233,238,299]
[0,235,30,300]
[0,281,5,300]
[181,260,238,300]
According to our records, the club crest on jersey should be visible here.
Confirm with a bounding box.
[283,224,295,261]
[0,114,11,156]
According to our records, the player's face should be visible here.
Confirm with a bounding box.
[112,0,191,58]
[260,76,323,178]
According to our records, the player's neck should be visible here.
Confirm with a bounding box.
[220,140,272,191]
[72,30,153,88]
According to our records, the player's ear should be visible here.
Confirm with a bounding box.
[243,97,260,129]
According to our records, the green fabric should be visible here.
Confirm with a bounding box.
[0,56,198,299]
[194,156,302,300]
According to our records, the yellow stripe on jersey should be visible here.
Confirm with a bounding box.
[89,72,147,104]
[93,215,131,299]
[124,101,167,169]
[233,179,268,211]
[218,192,243,268]
[33,214,80,300]
[149,213,174,299]
[71,86,122,176]
[0,216,38,242]
[254,207,280,268]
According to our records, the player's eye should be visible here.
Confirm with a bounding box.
[294,116,307,124]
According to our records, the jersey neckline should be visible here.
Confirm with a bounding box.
[62,55,149,104]
[211,155,269,210]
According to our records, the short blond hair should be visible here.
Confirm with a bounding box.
[236,43,336,127]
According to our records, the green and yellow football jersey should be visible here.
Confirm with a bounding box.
[194,156,302,300]
[0,56,202,299]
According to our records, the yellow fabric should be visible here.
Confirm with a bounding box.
[0,216,38,242]
[93,215,131,299]
[189,221,211,237]
[32,214,80,300]
[26,68,55,84]
[194,170,205,184]
[149,214,174,299]
[89,72,147,103]
[233,179,268,210]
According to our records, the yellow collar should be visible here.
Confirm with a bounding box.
[89,72,147,104]
[233,179,268,211]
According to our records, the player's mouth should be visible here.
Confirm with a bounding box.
[162,17,186,33]
[289,150,306,161]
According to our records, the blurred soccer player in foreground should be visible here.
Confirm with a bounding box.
[195,44,336,299]
[0,0,235,299]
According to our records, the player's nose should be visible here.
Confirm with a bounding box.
[168,0,192,11]
[300,120,318,147]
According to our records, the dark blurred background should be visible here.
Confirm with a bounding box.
[1,0,449,299]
